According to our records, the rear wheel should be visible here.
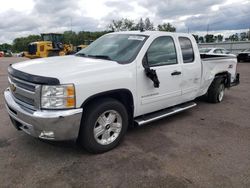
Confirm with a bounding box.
[207,77,225,103]
[78,98,128,153]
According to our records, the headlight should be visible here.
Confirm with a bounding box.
[41,84,75,109]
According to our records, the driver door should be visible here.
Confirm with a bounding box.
[136,36,182,116]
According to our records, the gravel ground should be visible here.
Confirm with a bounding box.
[0,57,250,188]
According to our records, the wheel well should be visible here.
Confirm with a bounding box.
[214,71,231,88]
[81,89,134,126]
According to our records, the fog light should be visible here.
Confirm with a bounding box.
[39,131,55,140]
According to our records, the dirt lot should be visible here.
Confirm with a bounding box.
[0,57,250,188]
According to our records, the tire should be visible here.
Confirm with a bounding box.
[207,77,225,103]
[78,98,128,153]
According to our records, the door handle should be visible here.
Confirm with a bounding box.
[171,71,182,76]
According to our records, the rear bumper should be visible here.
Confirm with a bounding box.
[230,73,240,87]
[4,89,83,140]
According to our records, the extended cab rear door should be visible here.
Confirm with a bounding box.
[136,35,183,116]
[177,36,201,102]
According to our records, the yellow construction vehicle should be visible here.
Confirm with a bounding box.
[24,33,74,59]
[76,40,94,52]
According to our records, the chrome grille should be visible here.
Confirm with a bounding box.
[10,77,36,91]
[8,75,40,110]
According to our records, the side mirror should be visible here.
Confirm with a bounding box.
[142,53,160,88]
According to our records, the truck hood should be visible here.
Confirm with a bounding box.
[12,55,123,83]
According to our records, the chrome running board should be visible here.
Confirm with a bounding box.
[134,102,197,126]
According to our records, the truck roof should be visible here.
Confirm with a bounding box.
[110,31,192,37]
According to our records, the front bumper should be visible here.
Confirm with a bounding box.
[4,89,83,140]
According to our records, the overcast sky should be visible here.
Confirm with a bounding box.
[0,0,249,43]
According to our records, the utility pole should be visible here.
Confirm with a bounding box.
[248,27,250,41]
[206,24,209,35]
[205,24,210,43]
[70,17,72,32]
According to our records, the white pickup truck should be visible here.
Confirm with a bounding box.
[4,31,239,153]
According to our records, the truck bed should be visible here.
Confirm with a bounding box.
[198,54,238,96]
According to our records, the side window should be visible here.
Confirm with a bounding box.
[179,37,194,63]
[221,49,226,54]
[214,49,222,54]
[147,36,177,67]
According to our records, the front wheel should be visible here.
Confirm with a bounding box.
[78,98,128,153]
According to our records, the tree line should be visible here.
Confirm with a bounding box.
[107,18,176,32]
[0,18,249,52]
[193,31,250,43]
[0,31,109,53]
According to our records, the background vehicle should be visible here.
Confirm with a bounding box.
[3,50,13,57]
[0,50,13,57]
[199,47,235,57]
[24,33,74,59]
[237,49,250,62]
[4,31,239,153]
[15,52,25,57]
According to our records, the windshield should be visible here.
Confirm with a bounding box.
[42,34,62,42]
[199,48,211,53]
[76,34,148,63]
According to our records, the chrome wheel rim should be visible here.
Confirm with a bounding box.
[218,84,225,102]
[93,110,122,145]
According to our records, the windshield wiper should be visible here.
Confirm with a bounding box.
[75,53,112,60]
[88,55,112,60]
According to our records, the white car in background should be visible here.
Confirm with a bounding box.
[199,48,236,57]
